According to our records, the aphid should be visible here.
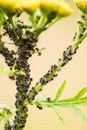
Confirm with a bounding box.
[47,97,51,101]
[37,105,43,110]
[79,33,83,39]
[73,32,77,41]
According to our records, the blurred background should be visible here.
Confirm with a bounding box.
[0,0,87,130]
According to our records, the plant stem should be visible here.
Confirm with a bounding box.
[29,14,38,30]
[9,17,19,39]
[9,17,23,43]
[32,96,87,108]
[72,31,87,50]
[12,45,31,130]
[28,21,87,103]
[46,15,61,28]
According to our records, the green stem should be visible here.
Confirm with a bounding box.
[35,61,63,93]
[46,15,61,28]
[9,17,19,39]
[37,11,47,29]
[29,13,38,30]
[35,25,87,93]
[35,15,61,38]
[0,39,3,49]
[72,31,87,50]
[27,25,87,104]
[32,96,87,108]
[9,17,23,43]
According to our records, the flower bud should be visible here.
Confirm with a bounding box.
[40,0,73,17]
[21,0,40,14]
[74,0,87,14]
[0,0,21,16]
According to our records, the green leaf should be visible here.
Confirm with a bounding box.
[0,64,14,76]
[36,94,49,102]
[34,83,87,123]
[16,70,26,76]
[0,104,12,123]
[74,87,87,100]
[51,106,65,124]
[53,80,66,101]
[70,105,87,121]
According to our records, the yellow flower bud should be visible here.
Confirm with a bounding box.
[0,0,21,16]
[21,0,40,13]
[0,0,21,9]
[74,0,87,14]
[40,0,73,16]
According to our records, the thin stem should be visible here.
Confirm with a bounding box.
[9,17,19,39]
[9,17,23,43]
[72,31,87,50]
[0,40,3,49]
[32,96,87,107]
[36,62,63,93]
[46,15,61,28]
[37,11,47,29]
[27,18,87,103]
[29,14,38,30]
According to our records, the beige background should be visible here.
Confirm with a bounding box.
[0,0,87,130]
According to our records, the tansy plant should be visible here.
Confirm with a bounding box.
[0,0,87,130]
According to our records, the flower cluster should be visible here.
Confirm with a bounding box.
[40,0,73,16]
[0,0,21,17]
[0,0,73,15]
[0,0,74,43]
[0,0,73,30]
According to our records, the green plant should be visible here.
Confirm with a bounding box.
[0,0,87,130]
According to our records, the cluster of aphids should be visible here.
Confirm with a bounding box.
[0,17,42,130]
[0,12,85,130]
[28,45,79,110]
[73,15,87,41]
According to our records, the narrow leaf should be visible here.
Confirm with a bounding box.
[0,64,14,75]
[74,87,87,99]
[51,106,65,124]
[71,105,87,121]
[54,80,66,101]
[0,104,12,123]
[36,93,49,102]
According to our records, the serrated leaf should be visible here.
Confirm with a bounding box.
[70,105,87,121]
[74,87,87,100]
[54,80,66,101]
[51,106,65,124]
